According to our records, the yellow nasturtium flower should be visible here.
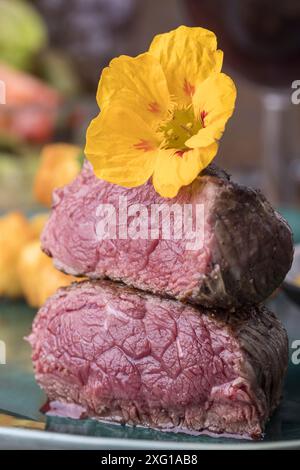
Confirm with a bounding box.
[85,26,237,198]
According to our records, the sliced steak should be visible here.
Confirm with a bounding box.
[41,161,293,308]
[28,280,288,439]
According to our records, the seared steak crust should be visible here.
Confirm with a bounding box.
[197,178,294,307]
[28,280,288,439]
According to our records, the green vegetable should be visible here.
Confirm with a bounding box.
[0,0,47,70]
[38,50,80,96]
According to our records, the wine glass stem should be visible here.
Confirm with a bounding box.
[261,92,291,205]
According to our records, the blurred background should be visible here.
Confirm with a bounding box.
[1,1,300,442]
[0,0,300,307]
[0,0,300,306]
[0,0,300,208]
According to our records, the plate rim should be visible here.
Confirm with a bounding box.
[0,427,300,450]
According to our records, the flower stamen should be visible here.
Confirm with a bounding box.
[200,110,208,128]
[148,102,160,113]
[183,79,195,97]
[180,124,193,136]
[158,106,202,151]
[133,139,154,152]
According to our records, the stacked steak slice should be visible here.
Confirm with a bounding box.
[29,281,288,439]
[41,162,293,308]
[29,162,293,439]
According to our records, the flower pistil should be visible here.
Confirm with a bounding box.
[158,105,204,152]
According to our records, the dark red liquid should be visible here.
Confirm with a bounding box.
[185,0,300,88]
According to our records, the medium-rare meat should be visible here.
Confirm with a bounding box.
[41,161,293,308]
[28,280,288,439]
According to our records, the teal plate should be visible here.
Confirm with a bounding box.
[0,294,300,449]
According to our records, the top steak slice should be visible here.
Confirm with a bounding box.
[41,161,293,308]
[28,280,288,440]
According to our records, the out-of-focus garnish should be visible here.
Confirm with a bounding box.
[34,143,82,207]
[29,213,49,238]
[0,212,34,298]
[18,240,79,308]
[0,64,61,143]
[0,210,81,306]
[0,0,47,70]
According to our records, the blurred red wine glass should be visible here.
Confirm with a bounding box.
[185,0,300,205]
[185,0,300,89]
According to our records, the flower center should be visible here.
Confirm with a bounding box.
[158,106,204,151]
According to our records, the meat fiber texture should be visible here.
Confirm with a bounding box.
[28,280,288,440]
[41,162,293,309]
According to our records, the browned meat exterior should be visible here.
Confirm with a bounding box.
[41,162,293,309]
[28,280,288,439]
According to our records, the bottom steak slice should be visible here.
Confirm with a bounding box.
[28,281,288,439]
